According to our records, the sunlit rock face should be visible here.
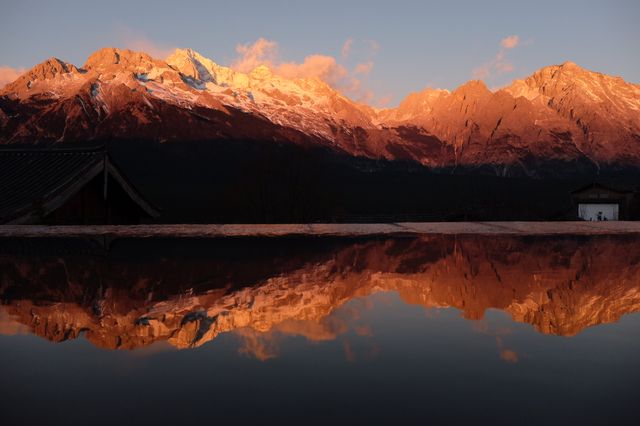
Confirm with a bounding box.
[1,235,639,350]
[1,48,639,176]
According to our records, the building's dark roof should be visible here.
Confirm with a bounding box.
[0,148,159,224]
[570,181,635,195]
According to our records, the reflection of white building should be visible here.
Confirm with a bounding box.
[571,183,634,221]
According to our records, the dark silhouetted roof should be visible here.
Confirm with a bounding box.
[570,181,635,195]
[0,148,159,224]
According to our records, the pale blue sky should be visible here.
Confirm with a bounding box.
[1,0,638,105]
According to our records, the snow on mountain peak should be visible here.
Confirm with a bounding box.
[2,47,639,171]
[0,57,80,97]
[166,48,243,87]
[166,48,214,82]
[163,48,375,139]
[249,64,273,79]
[84,47,159,71]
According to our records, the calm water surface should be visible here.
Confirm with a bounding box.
[0,235,639,425]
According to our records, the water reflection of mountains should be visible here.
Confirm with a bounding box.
[1,235,639,350]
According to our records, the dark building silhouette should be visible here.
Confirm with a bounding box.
[0,148,159,224]
[570,182,638,221]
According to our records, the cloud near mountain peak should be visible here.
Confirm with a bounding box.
[231,37,375,102]
[0,66,26,89]
[473,35,522,80]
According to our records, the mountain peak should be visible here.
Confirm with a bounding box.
[2,48,639,172]
[30,57,78,78]
[0,57,79,96]
[535,61,592,80]
[168,47,206,63]
[452,79,491,97]
[83,47,157,71]
[249,64,273,79]
[166,48,221,83]
[560,60,579,68]
[171,47,195,57]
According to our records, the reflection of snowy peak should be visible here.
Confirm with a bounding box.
[1,47,640,176]
[2,236,640,351]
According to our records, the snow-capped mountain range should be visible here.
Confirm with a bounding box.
[1,47,639,176]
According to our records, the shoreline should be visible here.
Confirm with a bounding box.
[1,221,640,238]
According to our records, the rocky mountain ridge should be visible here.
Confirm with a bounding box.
[1,47,639,176]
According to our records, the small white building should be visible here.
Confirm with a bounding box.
[571,183,634,221]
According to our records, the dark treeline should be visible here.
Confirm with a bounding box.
[81,138,640,223]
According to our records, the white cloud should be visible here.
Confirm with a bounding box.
[473,35,521,80]
[500,35,520,49]
[0,66,26,88]
[354,61,374,75]
[116,27,176,59]
[341,38,354,59]
[232,38,279,73]
[231,37,377,102]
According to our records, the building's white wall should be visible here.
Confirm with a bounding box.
[578,203,619,221]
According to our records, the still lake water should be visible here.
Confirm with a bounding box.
[0,235,639,425]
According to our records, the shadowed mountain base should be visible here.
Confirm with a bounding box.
[104,140,639,223]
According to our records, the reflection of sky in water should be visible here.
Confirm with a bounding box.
[2,293,639,425]
[0,236,639,424]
